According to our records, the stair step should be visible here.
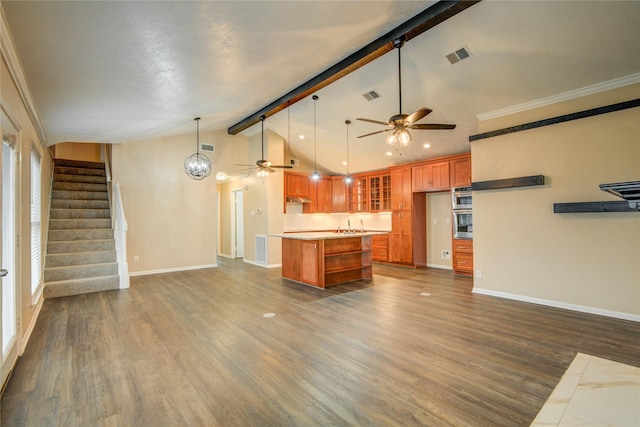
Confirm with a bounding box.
[44,262,118,282]
[52,190,108,200]
[48,228,114,241]
[46,250,116,267]
[54,159,105,169]
[49,218,111,230]
[44,275,119,299]
[53,182,108,192]
[53,173,107,184]
[54,166,106,177]
[47,239,115,254]
[50,208,110,219]
[51,199,110,209]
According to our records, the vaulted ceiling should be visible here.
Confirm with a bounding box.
[3,1,639,175]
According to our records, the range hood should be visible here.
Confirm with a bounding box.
[286,196,313,204]
[600,181,640,210]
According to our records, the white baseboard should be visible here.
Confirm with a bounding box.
[243,258,282,269]
[129,263,218,277]
[427,263,453,270]
[217,252,233,259]
[472,287,640,322]
[21,294,44,355]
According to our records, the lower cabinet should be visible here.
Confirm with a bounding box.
[452,239,473,276]
[371,234,389,262]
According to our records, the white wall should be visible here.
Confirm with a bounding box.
[426,192,453,269]
[472,84,639,319]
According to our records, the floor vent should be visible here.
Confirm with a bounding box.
[255,235,267,265]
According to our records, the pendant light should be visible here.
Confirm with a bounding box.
[310,95,321,181]
[184,117,212,180]
[344,120,353,184]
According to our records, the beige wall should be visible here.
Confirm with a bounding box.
[426,192,453,269]
[472,84,639,317]
[112,129,245,274]
[1,53,53,350]
[54,142,102,162]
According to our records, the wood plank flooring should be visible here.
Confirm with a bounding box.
[2,259,639,426]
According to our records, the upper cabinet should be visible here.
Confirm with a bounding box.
[412,153,471,192]
[369,173,391,212]
[391,167,412,211]
[412,161,450,192]
[450,156,471,188]
[331,177,347,213]
[286,172,310,197]
[352,176,369,212]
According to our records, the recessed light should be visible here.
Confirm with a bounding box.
[423,143,431,148]
[386,151,393,156]
[342,161,348,166]
[299,134,305,140]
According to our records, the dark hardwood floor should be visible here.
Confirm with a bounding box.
[2,259,639,426]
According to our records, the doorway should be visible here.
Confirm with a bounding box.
[1,115,19,389]
[232,189,244,259]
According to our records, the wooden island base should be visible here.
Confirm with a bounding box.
[278,233,376,289]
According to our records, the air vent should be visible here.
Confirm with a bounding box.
[201,144,214,152]
[362,90,381,101]
[446,46,472,64]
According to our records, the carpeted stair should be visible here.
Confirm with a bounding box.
[44,159,119,298]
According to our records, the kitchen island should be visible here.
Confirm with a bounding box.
[271,232,387,289]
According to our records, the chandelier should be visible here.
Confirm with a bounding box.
[184,117,212,180]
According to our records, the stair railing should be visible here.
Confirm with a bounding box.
[102,144,129,289]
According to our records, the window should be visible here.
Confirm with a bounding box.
[30,147,41,295]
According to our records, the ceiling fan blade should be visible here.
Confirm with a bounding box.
[406,107,432,125]
[238,167,257,171]
[357,128,393,138]
[265,167,276,173]
[270,165,294,169]
[235,163,257,167]
[411,123,457,130]
[357,118,391,126]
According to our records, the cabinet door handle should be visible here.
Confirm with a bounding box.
[459,261,467,265]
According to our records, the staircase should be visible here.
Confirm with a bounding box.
[44,159,119,298]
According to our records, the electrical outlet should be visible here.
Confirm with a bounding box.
[441,250,451,260]
[134,255,139,262]
[475,269,482,278]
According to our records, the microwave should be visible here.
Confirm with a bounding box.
[452,186,472,210]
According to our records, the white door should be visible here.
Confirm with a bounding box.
[233,189,244,259]
[1,118,19,388]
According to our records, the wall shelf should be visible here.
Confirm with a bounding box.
[471,175,545,191]
[553,201,637,213]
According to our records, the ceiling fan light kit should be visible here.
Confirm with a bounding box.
[184,117,212,180]
[357,37,455,149]
[234,115,292,176]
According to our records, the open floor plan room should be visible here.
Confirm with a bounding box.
[2,260,638,426]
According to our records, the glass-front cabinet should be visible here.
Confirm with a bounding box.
[369,174,391,212]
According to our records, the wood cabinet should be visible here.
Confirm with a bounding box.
[412,161,450,192]
[452,239,473,276]
[450,156,471,188]
[281,235,373,289]
[369,174,391,211]
[285,172,310,197]
[307,177,332,213]
[331,176,347,213]
[352,176,368,212]
[390,167,413,265]
[371,234,389,262]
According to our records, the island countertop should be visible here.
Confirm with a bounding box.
[270,231,388,240]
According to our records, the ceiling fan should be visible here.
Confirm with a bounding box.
[235,115,292,176]
[357,37,456,147]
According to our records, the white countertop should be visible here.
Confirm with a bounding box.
[270,231,388,240]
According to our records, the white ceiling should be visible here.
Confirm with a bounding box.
[3,1,639,175]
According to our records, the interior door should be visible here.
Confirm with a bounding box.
[1,118,19,389]
[232,189,244,259]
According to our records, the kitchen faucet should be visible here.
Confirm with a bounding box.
[360,218,364,233]
[347,219,351,233]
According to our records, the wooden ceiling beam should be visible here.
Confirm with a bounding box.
[227,0,481,135]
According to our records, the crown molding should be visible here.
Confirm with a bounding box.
[1,7,48,146]
[477,73,640,122]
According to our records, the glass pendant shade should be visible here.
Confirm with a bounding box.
[184,117,212,180]
[386,128,412,147]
